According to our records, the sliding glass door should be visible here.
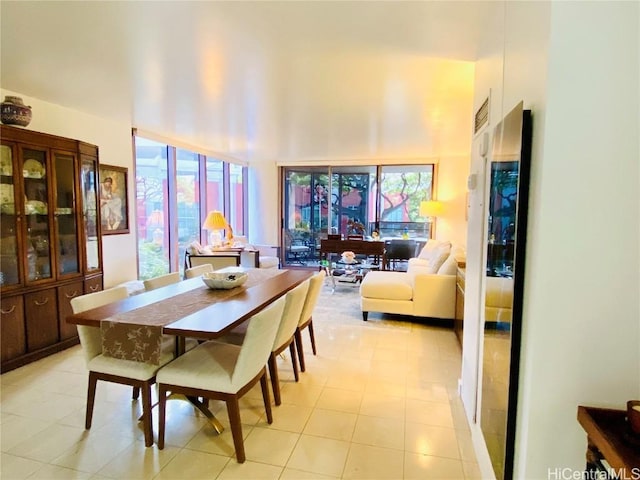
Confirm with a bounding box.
[283,168,329,266]
[281,164,433,267]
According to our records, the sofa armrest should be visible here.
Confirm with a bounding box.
[410,273,456,318]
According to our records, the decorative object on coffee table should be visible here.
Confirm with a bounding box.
[341,251,356,263]
[0,96,32,127]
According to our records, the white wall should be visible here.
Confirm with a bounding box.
[1,89,138,288]
[464,2,640,478]
[515,2,639,477]
[247,160,280,245]
[436,154,470,247]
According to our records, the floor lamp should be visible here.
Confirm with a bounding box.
[419,200,443,238]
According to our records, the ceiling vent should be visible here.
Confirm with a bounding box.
[474,97,489,134]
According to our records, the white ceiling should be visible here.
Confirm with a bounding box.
[1,1,492,162]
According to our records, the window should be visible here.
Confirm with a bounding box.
[378,165,434,238]
[134,134,247,279]
[176,149,201,276]
[228,163,246,236]
[135,138,170,279]
[281,164,434,267]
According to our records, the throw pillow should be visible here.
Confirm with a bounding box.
[426,248,450,273]
[427,242,451,264]
[437,254,458,275]
[417,239,439,260]
[187,240,204,255]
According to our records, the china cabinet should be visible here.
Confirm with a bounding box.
[0,125,103,371]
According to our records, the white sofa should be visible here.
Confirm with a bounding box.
[359,240,463,321]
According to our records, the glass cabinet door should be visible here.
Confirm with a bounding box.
[22,147,53,282]
[0,144,20,287]
[81,157,100,271]
[54,152,80,275]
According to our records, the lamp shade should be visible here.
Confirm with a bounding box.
[419,200,443,217]
[203,210,228,230]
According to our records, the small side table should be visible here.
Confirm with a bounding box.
[577,406,640,476]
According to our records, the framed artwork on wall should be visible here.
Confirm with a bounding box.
[98,164,129,235]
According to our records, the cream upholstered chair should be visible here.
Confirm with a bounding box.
[218,280,310,405]
[184,264,214,279]
[143,272,181,291]
[267,280,309,405]
[71,286,176,447]
[156,296,286,463]
[294,270,325,372]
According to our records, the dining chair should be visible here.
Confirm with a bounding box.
[71,286,176,447]
[156,296,287,463]
[143,271,181,291]
[267,280,309,405]
[294,270,326,372]
[219,280,310,406]
[184,263,214,279]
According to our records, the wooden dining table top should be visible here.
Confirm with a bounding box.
[67,268,313,341]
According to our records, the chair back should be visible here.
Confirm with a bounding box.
[298,271,325,327]
[184,264,214,279]
[231,296,286,388]
[70,286,129,364]
[273,280,309,350]
[143,272,181,291]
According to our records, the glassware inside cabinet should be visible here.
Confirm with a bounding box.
[81,158,99,270]
[54,152,79,275]
[0,144,19,286]
[22,148,52,281]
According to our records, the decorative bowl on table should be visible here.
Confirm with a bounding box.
[341,251,356,264]
[202,271,248,290]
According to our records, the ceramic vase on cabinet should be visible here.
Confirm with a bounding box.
[0,96,32,127]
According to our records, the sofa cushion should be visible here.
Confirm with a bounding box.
[417,239,439,260]
[417,240,451,261]
[360,272,413,301]
[426,245,451,273]
[437,253,458,275]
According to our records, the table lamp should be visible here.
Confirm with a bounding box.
[203,210,228,247]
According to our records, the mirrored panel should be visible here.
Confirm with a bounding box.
[481,101,532,479]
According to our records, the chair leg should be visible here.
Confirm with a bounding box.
[308,320,317,355]
[260,373,273,424]
[85,372,98,429]
[289,341,299,382]
[158,385,167,450]
[141,381,154,447]
[294,328,306,372]
[132,386,140,400]
[267,353,281,406]
[226,397,246,463]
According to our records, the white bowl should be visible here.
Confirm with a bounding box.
[202,271,248,290]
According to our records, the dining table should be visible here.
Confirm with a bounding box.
[67,267,313,433]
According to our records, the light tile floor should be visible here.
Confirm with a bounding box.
[1,283,480,479]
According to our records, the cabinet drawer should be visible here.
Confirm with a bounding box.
[1,295,26,362]
[25,289,58,352]
[58,281,83,340]
[84,276,102,295]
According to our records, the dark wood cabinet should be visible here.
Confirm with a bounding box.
[25,288,58,351]
[1,295,26,362]
[58,281,84,340]
[0,125,103,372]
